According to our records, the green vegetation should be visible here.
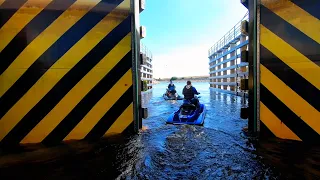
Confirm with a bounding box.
[142,80,148,91]
[170,77,178,81]
[156,76,209,82]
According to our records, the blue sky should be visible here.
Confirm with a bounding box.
[140,0,248,78]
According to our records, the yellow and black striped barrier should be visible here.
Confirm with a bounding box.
[259,0,320,143]
[0,0,141,147]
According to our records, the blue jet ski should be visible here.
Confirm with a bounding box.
[163,89,183,100]
[166,95,206,125]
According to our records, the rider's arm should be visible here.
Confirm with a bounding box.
[192,87,199,94]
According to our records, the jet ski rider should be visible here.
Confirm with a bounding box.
[167,80,177,95]
[182,80,200,107]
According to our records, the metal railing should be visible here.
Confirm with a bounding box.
[140,42,153,60]
[208,11,248,57]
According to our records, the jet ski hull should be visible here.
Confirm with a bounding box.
[167,103,206,125]
[163,93,183,100]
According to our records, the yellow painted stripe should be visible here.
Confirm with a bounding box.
[0,0,52,52]
[0,1,130,142]
[260,102,301,141]
[261,65,320,134]
[260,25,320,90]
[64,70,132,141]
[262,0,320,44]
[0,0,100,97]
[0,0,5,6]
[21,33,131,143]
[105,103,133,136]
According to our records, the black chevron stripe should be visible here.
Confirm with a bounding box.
[261,45,320,111]
[0,0,124,119]
[85,86,133,141]
[42,51,132,145]
[261,5,320,66]
[260,84,320,144]
[0,0,76,75]
[0,13,130,147]
[291,0,320,20]
[0,0,27,29]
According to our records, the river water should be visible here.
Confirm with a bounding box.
[0,82,319,179]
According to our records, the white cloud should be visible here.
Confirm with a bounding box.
[152,44,211,78]
[148,1,248,79]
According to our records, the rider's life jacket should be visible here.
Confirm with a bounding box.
[183,85,194,99]
[168,84,175,91]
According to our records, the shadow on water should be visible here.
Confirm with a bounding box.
[255,138,320,179]
[0,82,319,179]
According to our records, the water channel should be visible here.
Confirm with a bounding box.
[0,82,319,179]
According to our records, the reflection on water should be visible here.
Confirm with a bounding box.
[0,82,319,179]
[256,138,320,179]
[141,90,153,108]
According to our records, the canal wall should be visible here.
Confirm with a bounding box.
[141,89,153,108]
[140,43,153,90]
[256,0,320,143]
[208,12,249,97]
[0,0,144,147]
[209,0,320,143]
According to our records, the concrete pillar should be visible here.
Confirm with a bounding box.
[214,57,218,88]
[229,43,237,91]
[238,35,247,93]
[215,52,221,89]
[219,57,223,90]
[216,54,220,83]
[222,48,228,90]
[217,60,220,82]
[211,55,217,88]
[240,35,247,73]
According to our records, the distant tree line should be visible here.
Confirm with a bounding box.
[156,76,205,81]
[170,77,178,81]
